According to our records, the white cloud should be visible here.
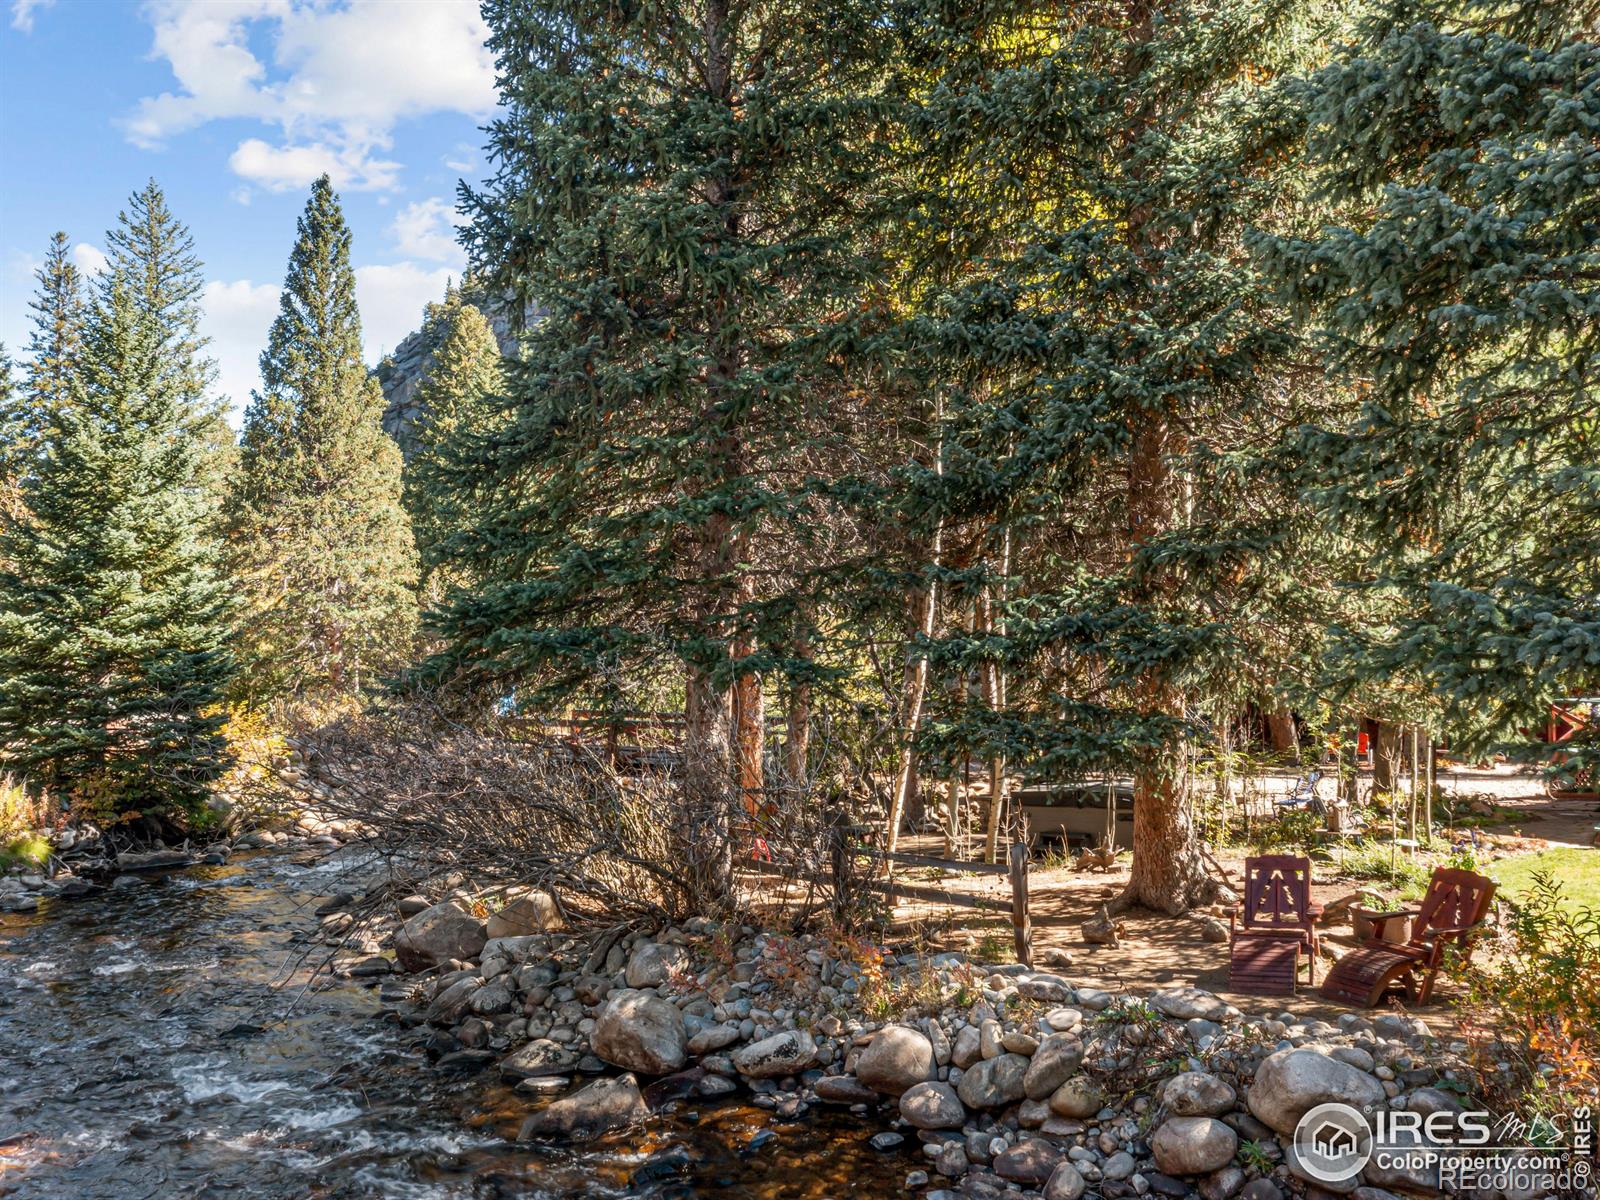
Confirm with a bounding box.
[126,0,495,192]
[72,243,108,277]
[230,186,253,206]
[355,262,454,364]
[390,198,465,266]
[229,136,400,193]
[201,278,279,421]
[443,144,476,173]
[10,0,54,33]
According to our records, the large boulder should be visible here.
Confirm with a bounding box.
[1248,1048,1386,1135]
[956,1052,1029,1109]
[1047,1075,1103,1119]
[590,989,687,1075]
[394,899,487,972]
[731,1029,818,1078]
[856,1024,936,1095]
[518,1074,648,1141]
[899,1081,966,1130]
[624,941,692,989]
[1151,1116,1239,1175]
[485,891,563,939]
[1023,1032,1086,1100]
[1163,1071,1237,1117]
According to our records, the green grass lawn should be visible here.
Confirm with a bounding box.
[1489,847,1600,912]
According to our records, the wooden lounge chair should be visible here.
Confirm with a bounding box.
[1229,855,1321,995]
[1321,867,1496,1006]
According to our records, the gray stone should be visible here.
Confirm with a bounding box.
[1199,1165,1246,1200]
[499,1038,577,1079]
[591,989,687,1075]
[624,941,691,989]
[518,1074,647,1141]
[870,1131,906,1151]
[687,1022,741,1055]
[732,1029,818,1078]
[1362,1128,1441,1193]
[394,899,487,972]
[1238,1181,1283,1200]
[1103,1151,1136,1180]
[1150,1116,1238,1176]
[956,1052,1029,1109]
[899,1081,966,1130]
[814,1075,878,1104]
[1163,1071,1237,1117]
[935,1141,969,1178]
[1024,1032,1086,1099]
[857,1024,936,1094]
[1047,1075,1103,1119]
[1247,1048,1386,1135]
[485,891,563,939]
[1150,987,1238,1023]
[1016,974,1075,1003]
[1044,1162,1087,1200]
[951,1025,982,1068]
[993,1138,1063,1184]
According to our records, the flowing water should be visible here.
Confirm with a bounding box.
[0,850,907,1199]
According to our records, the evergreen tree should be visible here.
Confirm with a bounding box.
[0,345,21,520]
[429,0,903,898]
[899,1,1332,910]
[0,242,233,816]
[23,231,85,426]
[1260,0,1599,780]
[103,181,234,518]
[226,176,417,702]
[400,286,505,589]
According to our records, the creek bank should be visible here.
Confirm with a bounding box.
[361,892,1525,1200]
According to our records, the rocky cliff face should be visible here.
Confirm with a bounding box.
[375,290,533,455]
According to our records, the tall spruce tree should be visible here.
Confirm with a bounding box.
[0,346,20,520]
[104,181,234,519]
[1260,0,1599,781]
[0,202,233,816]
[400,287,504,589]
[429,0,902,898]
[899,1,1331,910]
[19,231,85,454]
[226,176,417,703]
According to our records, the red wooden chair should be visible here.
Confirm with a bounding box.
[1229,855,1322,995]
[1321,867,1496,1006]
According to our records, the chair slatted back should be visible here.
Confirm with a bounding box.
[1241,855,1314,932]
[1411,868,1496,943]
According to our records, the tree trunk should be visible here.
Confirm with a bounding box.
[683,662,734,905]
[1374,721,1402,795]
[733,661,763,813]
[1266,707,1299,761]
[1118,413,1215,914]
[784,631,810,788]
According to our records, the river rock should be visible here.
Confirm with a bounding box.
[1150,988,1237,1023]
[956,1052,1028,1109]
[815,1074,878,1104]
[1163,1071,1237,1116]
[425,976,482,1023]
[485,891,563,939]
[993,1138,1063,1184]
[117,849,194,871]
[518,1073,648,1141]
[1247,1047,1386,1135]
[591,990,686,1075]
[1047,1075,1102,1119]
[394,899,487,972]
[731,1029,817,1078]
[951,1025,982,1068]
[856,1024,936,1094]
[899,1081,965,1130]
[499,1038,577,1080]
[686,1022,741,1055]
[1023,1032,1085,1099]
[1045,1161,1087,1200]
[624,941,691,989]
[1017,974,1075,1004]
[1151,1116,1238,1175]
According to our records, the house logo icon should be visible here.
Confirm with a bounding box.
[1293,1102,1373,1183]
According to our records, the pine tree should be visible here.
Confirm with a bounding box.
[226,176,417,703]
[899,1,1333,910]
[400,286,504,589]
[0,223,233,816]
[428,1,903,898]
[0,345,21,521]
[103,181,234,519]
[1260,0,1599,779]
[18,231,85,454]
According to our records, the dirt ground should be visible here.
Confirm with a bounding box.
[876,765,1600,1028]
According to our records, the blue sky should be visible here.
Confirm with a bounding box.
[1,0,497,421]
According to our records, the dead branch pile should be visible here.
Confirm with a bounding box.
[259,704,717,925]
